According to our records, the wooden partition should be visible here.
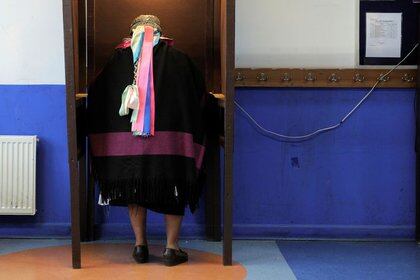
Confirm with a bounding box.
[62,0,80,269]
[90,0,217,88]
[220,0,235,266]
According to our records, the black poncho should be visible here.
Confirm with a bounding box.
[87,40,209,215]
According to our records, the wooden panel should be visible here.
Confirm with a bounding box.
[235,68,417,88]
[212,0,222,92]
[77,0,87,92]
[72,0,80,95]
[72,0,88,94]
[87,0,95,85]
[93,0,210,77]
[221,0,235,266]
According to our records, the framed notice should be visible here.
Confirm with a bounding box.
[359,0,418,65]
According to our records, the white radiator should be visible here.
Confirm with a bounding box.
[0,136,37,215]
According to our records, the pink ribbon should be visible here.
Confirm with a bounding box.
[131,26,155,136]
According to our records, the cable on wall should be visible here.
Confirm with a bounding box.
[235,43,419,142]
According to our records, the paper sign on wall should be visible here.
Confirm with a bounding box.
[365,12,402,58]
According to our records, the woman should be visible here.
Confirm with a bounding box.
[87,15,212,266]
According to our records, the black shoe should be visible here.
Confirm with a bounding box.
[132,244,149,263]
[162,247,188,266]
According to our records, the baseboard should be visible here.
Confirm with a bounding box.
[0,223,71,238]
[95,223,415,240]
[0,223,414,240]
[231,224,415,239]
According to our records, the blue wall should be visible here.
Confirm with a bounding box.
[0,85,71,237]
[233,88,416,239]
[0,86,416,239]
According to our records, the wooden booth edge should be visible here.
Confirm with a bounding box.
[222,0,235,266]
[63,0,81,269]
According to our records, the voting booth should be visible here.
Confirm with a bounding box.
[62,0,235,268]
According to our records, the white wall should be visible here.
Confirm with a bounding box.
[235,0,358,68]
[0,0,65,84]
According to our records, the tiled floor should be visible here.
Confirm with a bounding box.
[0,238,419,279]
[277,240,420,280]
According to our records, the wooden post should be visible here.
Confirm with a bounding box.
[221,0,235,266]
[62,0,81,269]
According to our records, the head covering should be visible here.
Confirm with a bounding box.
[130,15,162,33]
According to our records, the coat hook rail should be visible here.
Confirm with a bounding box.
[234,68,417,88]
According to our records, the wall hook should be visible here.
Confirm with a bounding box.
[377,73,390,82]
[235,72,245,81]
[281,72,292,82]
[305,72,316,82]
[401,73,414,83]
[353,73,366,83]
[257,72,268,82]
[328,73,341,83]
